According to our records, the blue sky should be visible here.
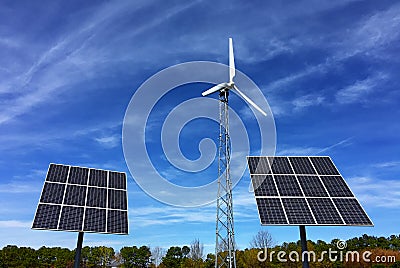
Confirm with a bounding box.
[1,0,399,254]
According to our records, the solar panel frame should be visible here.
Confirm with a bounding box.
[247,156,373,226]
[32,163,129,235]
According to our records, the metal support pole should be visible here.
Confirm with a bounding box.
[299,225,309,268]
[74,232,84,268]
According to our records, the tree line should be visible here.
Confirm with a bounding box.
[1,233,400,267]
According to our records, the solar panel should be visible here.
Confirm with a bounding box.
[268,157,293,174]
[247,156,373,226]
[256,198,287,224]
[282,198,315,225]
[32,163,129,234]
[252,175,278,196]
[274,175,303,196]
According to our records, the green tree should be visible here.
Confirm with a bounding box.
[182,246,190,259]
[161,246,183,268]
[37,246,55,267]
[1,245,38,267]
[203,253,215,268]
[91,246,115,267]
[121,246,151,268]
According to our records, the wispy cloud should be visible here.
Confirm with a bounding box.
[129,185,256,227]
[265,4,399,104]
[292,94,325,110]
[0,220,31,228]
[335,73,388,104]
[0,1,201,125]
[315,137,353,154]
[129,205,216,227]
[347,176,400,208]
[95,135,120,148]
[277,137,353,155]
[373,161,400,168]
[0,182,42,193]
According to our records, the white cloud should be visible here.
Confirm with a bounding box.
[373,161,400,168]
[0,182,42,193]
[0,220,31,228]
[129,205,216,227]
[277,146,320,156]
[264,4,399,105]
[0,1,201,125]
[292,94,325,110]
[95,135,120,148]
[335,73,387,104]
[277,137,353,155]
[347,176,400,208]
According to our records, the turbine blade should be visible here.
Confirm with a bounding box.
[229,38,235,83]
[202,83,227,96]
[233,85,267,116]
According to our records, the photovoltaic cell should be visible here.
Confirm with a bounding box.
[334,199,373,225]
[68,166,89,185]
[32,163,128,234]
[297,176,328,197]
[89,169,108,187]
[310,157,340,175]
[321,176,353,197]
[108,189,127,210]
[268,157,293,174]
[40,183,65,204]
[32,204,61,229]
[251,175,278,196]
[282,198,315,224]
[289,157,316,174]
[308,198,343,224]
[247,156,373,226]
[84,208,106,232]
[248,156,270,174]
[247,157,260,174]
[256,198,287,224]
[64,185,87,206]
[46,164,69,183]
[59,206,84,231]
[107,210,128,234]
[86,187,107,208]
[109,172,126,189]
[274,175,303,196]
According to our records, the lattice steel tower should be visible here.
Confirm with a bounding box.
[201,38,267,268]
[215,89,236,268]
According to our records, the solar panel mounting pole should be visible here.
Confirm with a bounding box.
[215,89,236,268]
[74,231,84,268]
[299,225,310,268]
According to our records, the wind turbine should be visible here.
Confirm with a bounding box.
[202,38,267,268]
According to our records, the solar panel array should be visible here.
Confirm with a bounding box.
[247,156,373,226]
[32,164,128,234]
